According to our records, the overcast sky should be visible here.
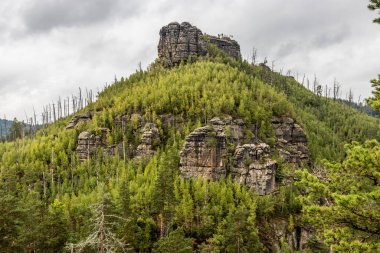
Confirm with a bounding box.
[0,0,379,120]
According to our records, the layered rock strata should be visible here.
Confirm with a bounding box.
[272,117,310,165]
[158,22,241,65]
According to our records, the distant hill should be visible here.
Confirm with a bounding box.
[0,118,12,138]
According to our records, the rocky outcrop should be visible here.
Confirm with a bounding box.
[179,116,310,195]
[66,111,93,129]
[134,123,160,162]
[76,128,108,161]
[180,126,227,180]
[210,116,245,144]
[179,117,277,194]
[158,22,241,66]
[232,143,277,195]
[158,22,207,66]
[209,36,241,59]
[272,117,310,165]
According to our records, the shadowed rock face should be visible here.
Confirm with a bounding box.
[158,22,241,66]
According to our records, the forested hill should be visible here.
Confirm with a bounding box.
[0,118,12,137]
[0,22,379,252]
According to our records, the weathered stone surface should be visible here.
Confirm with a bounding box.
[272,117,310,165]
[158,22,241,66]
[180,126,227,180]
[76,128,108,161]
[232,143,277,195]
[209,35,241,59]
[66,111,93,129]
[158,22,207,66]
[134,123,160,162]
[210,116,245,144]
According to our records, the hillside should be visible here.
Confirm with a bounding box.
[0,22,379,252]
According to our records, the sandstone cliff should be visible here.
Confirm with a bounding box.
[158,22,241,66]
[179,116,310,195]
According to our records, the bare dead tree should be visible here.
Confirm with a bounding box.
[67,195,128,253]
[251,47,257,64]
[348,89,354,104]
[302,74,305,86]
[333,78,341,100]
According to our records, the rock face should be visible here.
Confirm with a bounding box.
[76,128,108,161]
[158,22,207,66]
[180,126,227,180]
[158,22,241,66]
[272,117,310,165]
[180,116,310,195]
[66,111,93,129]
[232,143,277,195]
[134,123,160,162]
[179,117,277,194]
[209,36,241,59]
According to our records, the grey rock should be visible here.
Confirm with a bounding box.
[180,126,227,180]
[158,22,241,66]
[272,117,310,165]
[232,143,277,195]
[76,128,108,161]
[209,35,241,59]
[134,123,160,162]
[66,110,93,129]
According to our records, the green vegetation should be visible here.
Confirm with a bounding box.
[1,32,380,252]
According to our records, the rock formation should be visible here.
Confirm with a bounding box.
[180,126,227,180]
[76,128,108,161]
[134,123,160,162]
[158,22,241,66]
[272,117,310,165]
[209,35,241,59]
[180,116,310,195]
[66,110,93,129]
[158,22,207,66]
[232,143,277,195]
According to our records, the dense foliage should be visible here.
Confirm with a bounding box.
[297,141,380,252]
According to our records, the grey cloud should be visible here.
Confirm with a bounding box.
[21,0,141,32]
[0,0,379,120]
